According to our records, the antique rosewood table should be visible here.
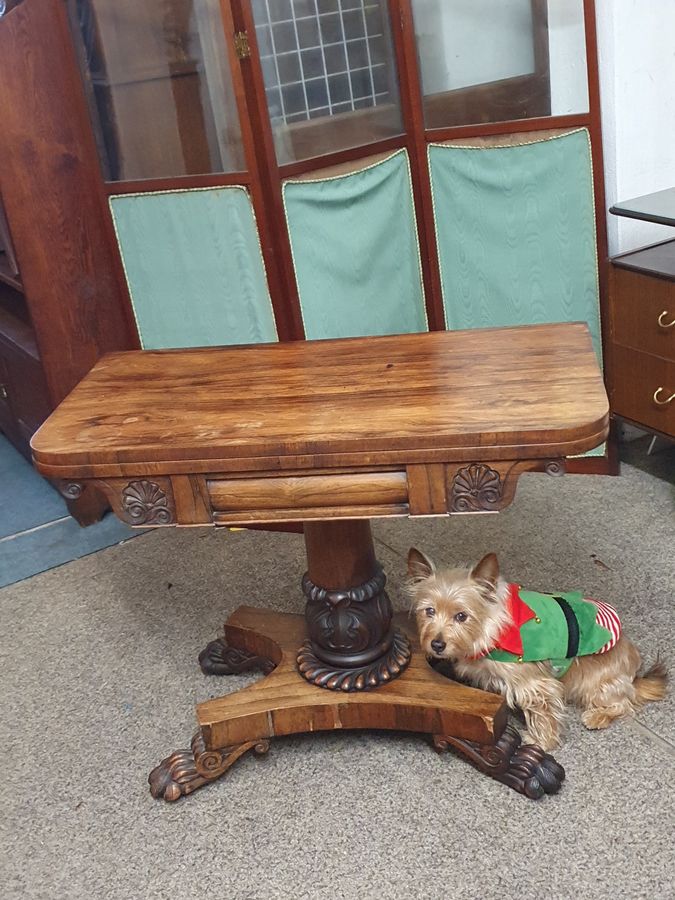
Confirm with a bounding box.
[32,323,609,801]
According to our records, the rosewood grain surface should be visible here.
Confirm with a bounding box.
[196,607,507,749]
[32,323,608,478]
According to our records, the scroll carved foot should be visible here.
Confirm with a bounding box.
[198,637,275,676]
[433,723,565,800]
[148,731,270,802]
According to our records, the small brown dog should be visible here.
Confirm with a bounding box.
[409,548,667,750]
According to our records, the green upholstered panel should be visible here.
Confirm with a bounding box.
[283,150,427,339]
[109,187,277,349]
[429,129,602,361]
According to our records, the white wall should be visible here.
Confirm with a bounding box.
[595,0,675,255]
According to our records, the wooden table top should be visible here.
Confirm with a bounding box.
[32,323,608,478]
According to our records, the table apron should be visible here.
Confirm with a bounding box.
[55,458,566,527]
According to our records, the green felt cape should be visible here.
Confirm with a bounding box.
[485,585,614,678]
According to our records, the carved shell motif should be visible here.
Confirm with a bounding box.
[122,480,172,525]
[450,464,503,512]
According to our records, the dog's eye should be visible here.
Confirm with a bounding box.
[454,611,468,623]
[425,607,435,618]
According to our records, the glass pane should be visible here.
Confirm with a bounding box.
[611,188,675,228]
[251,0,404,164]
[68,0,245,180]
[411,0,589,129]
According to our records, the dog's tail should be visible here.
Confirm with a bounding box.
[633,660,668,706]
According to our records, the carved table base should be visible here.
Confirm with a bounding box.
[434,724,565,799]
[198,637,275,676]
[150,607,564,802]
[149,731,270,801]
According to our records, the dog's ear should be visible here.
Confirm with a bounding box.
[471,553,499,590]
[407,547,435,579]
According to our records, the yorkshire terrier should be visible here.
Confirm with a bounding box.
[408,549,667,751]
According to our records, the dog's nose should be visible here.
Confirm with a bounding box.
[431,638,446,654]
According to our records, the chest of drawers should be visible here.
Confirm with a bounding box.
[609,240,675,439]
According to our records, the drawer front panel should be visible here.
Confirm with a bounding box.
[0,341,51,443]
[207,472,409,523]
[611,345,675,437]
[611,267,675,360]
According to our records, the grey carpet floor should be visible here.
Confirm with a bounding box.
[1,441,674,900]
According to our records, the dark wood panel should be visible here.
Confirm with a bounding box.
[0,0,134,406]
[0,347,51,432]
[610,267,675,360]
[0,302,38,359]
[0,304,51,456]
[582,0,613,460]
[0,196,20,284]
[225,0,305,342]
[278,137,405,180]
[423,73,551,131]
[425,113,590,144]
[390,0,445,331]
[275,103,405,164]
[104,171,252,196]
[611,345,675,438]
[611,240,675,282]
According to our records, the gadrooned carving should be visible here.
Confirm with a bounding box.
[122,480,172,525]
[450,464,503,512]
[297,628,411,692]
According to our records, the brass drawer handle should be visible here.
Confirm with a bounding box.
[658,310,675,329]
[653,387,675,406]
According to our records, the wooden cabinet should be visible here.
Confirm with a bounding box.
[0,303,52,456]
[0,0,615,475]
[609,243,675,439]
[0,202,52,458]
[0,0,134,464]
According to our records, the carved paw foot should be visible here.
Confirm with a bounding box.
[433,723,565,800]
[149,731,270,802]
[198,637,275,676]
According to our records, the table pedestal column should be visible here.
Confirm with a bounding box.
[297,521,411,690]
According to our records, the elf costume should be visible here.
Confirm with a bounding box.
[483,583,622,677]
